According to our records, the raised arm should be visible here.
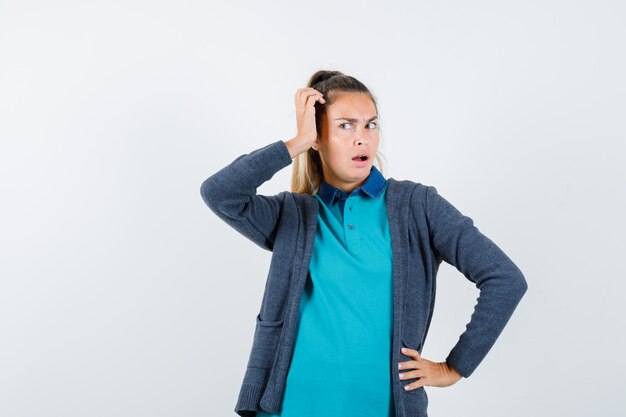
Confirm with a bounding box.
[201,88,325,251]
[422,185,528,378]
[200,139,294,251]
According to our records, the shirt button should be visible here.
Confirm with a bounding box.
[348,223,355,230]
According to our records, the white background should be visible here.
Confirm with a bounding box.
[1,1,624,416]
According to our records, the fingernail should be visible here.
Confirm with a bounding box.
[401,348,406,353]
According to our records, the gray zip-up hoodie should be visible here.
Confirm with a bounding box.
[200,139,528,417]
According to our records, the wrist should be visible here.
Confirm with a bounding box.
[284,137,311,159]
[444,361,463,379]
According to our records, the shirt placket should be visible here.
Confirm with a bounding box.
[340,193,361,251]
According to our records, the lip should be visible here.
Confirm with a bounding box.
[351,151,369,167]
[351,152,369,160]
[351,157,368,167]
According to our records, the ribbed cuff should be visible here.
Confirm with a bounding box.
[268,139,293,168]
[234,384,263,416]
[445,339,476,378]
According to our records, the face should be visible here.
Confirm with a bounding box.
[313,92,380,193]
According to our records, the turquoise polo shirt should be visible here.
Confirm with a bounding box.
[258,165,395,417]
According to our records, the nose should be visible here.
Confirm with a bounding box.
[353,121,374,146]
[355,131,368,146]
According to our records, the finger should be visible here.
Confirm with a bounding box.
[305,94,325,109]
[403,377,427,391]
[294,89,315,106]
[296,88,323,100]
[399,369,426,382]
[297,91,325,109]
[398,360,420,371]
[401,347,421,359]
[295,87,318,97]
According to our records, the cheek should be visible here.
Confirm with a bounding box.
[326,137,348,153]
[325,144,350,165]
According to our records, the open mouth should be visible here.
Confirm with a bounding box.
[352,155,368,161]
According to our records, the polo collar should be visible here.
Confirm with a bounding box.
[316,165,387,207]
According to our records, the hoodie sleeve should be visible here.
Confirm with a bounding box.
[423,185,528,378]
[200,140,293,252]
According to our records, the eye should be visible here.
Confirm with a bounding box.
[339,122,377,129]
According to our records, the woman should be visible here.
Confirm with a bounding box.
[200,70,528,417]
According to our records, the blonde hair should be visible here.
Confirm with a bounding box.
[290,70,387,195]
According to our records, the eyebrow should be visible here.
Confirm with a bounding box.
[333,116,378,122]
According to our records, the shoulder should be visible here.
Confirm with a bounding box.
[278,190,318,208]
[387,177,435,206]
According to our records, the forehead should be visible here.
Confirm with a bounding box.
[327,92,376,116]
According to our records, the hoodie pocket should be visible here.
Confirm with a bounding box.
[255,313,284,327]
[246,313,285,370]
